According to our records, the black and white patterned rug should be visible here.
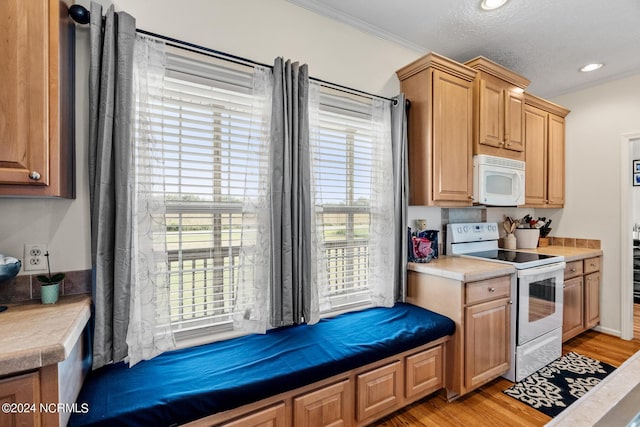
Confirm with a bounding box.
[503,352,616,418]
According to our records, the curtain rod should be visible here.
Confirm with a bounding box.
[68,5,396,104]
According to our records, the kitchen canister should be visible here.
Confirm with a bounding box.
[504,233,516,249]
[514,228,540,249]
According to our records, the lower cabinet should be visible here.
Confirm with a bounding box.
[0,326,89,427]
[356,362,402,424]
[0,372,41,427]
[222,403,286,427]
[562,276,584,341]
[294,380,350,427]
[464,297,510,390]
[562,256,601,342]
[585,271,601,328]
[213,341,446,427]
[407,271,512,399]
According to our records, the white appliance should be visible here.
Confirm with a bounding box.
[447,222,565,382]
[473,154,525,206]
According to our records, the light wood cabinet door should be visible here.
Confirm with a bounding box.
[585,272,601,328]
[562,276,584,342]
[547,114,565,207]
[504,89,525,152]
[356,361,402,423]
[432,69,474,204]
[0,0,75,197]
[478,80,524,153]
[524,105,548,206]
[293,381,350,427]
[464,297,510,390]
[222,403,286,427]
[0,372,41,427]
[405,346,443,399]
[477,77,504,149]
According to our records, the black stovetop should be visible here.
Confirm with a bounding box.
[464,249,559,265]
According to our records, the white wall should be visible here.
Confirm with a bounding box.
[2,0,639,337]
[550,73,640,335]
[0,0,420,274]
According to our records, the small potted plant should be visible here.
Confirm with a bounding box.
[37,251,65,304]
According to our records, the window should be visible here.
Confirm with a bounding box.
[136,48,271,340]
[310,87,394,314]
[134,48,393,342]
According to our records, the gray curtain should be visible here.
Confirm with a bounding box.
[88,3,136,369]
[391,94,409,301]
[269,58,314,327]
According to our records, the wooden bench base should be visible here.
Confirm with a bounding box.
[183,336,448,427]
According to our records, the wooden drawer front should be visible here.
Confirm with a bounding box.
[584,257,601,274]
[465,276,510,305]
[222,402,286,427]
[356,361,402,422]
[0,371,41,427]
[293,380,350,427]
[564,260,583,279]
[405,345,443,399]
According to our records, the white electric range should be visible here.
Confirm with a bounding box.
[447,222,566,382]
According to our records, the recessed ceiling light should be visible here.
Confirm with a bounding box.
[579,63,604,72]
[480,0,509,10]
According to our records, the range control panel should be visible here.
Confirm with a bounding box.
[447,222,500,243]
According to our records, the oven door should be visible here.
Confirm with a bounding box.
[517,262,565,346]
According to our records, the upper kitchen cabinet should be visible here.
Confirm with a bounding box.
[397,53,476,206]
[0,0,75,198]
[464,57,530,161]
[522,93,570,208]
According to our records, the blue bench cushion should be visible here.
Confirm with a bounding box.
[69,302,454,427]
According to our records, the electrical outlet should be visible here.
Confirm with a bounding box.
[24,243,48,272]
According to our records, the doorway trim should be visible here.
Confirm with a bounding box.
[620,131,640,340]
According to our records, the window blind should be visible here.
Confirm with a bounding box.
[135,49,269,339]
[312,89,381,312]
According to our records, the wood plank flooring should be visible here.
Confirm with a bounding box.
[373,330,640,427]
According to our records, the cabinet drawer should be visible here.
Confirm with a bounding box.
[564,260,583,279]
[293,380,350,427]
[584,257,600,274]
[405,345,443,399]
[356,361,402,422]
[465,276,510,305]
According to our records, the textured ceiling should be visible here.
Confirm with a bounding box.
[288,0,640,98]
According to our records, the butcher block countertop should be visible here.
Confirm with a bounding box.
[408,256,515,282]
[0,294,91,376]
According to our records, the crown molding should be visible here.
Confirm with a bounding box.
[287,0,427,53]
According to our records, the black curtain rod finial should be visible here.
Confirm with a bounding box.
[69,4,90,25]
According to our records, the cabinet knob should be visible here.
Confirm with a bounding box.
[571,268,576,272]
[28,171,41,181]
[489,287,496,292]
[508,300,513,305]
[590,263,596,267]
[468,195,474,200]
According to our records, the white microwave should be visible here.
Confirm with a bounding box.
[473,154,525,206]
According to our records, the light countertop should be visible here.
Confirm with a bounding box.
[0,294,91,376]
[408,256,516,282]
[408,245,601,282]
[519,245,603,262]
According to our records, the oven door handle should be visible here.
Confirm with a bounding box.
[517,262,566,278]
